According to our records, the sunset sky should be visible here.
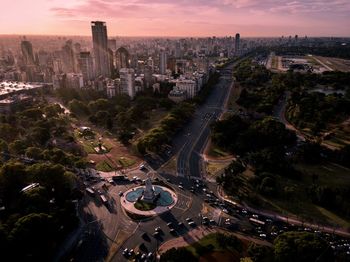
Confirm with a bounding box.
[1,0,349,37]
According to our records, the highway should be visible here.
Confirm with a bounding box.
[175,64,235,179]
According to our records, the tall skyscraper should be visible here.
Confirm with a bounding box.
[119,68,135,98]
[78,51,94,82]
[159,50,167,75]
[91,21,110,77]
[235,33,240,55]
[21,40,35,65]
[108,39,117,51]
[61,40,76,73]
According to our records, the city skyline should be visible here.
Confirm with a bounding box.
[1,0,350,37]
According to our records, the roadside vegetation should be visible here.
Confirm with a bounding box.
[0,101,83,260]
[160,231,333,262]
[211,58,350,227]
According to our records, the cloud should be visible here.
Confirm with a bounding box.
[47,0,350,36]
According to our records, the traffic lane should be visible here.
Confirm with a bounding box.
[116,190,201,260]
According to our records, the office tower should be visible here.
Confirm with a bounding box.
[116,47,130,71]
[61,40,76,73]
[91,21,110,77]
[21,40,35,65]
[235,33,240,55]
[144,65,153,88]
[108,48,115,78]
[119,68,135,98]
[78,51,94,82]
[159,50,167,75]
[175,42,181,58]
[108,39,117,51]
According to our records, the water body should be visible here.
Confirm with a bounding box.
[125,186,174,206]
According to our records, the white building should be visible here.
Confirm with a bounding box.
[107,79,120,98]
[119,68,135,98]
[175,79,197,99]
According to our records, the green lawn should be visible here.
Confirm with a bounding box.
[208,145,231,158]
[134,200,156,211]
[241,162,350,226]
[117,157,136,168]
[96,160,114,172]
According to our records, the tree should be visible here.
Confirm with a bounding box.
[0,162,28,203]
[274,232,334,262]
[160,247,197,262]
[9,213,58,260]
[248,243,274,262]
[25,147,43,160]
[68,99,89,116]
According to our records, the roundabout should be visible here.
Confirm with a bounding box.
[121,176,178,217]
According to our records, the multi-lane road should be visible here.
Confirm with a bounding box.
[175,64,235,179]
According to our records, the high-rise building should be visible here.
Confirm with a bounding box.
[119,68,135,98]
[235,33,240,55]
[108,39,117,51]
[78,51,94,82]
[61,40,76,73]
[116,47,130,71]
[159,50,167,75]
[91,21,110,77]
[21,40,35,65]
[175,42,182,58]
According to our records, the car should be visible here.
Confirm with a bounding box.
[252,214,259,218]
[118,191,123,196]
[167,222,173,227]
[190,189,195,193]
[122,248,128,256]
[128,249,134,256]
[97,190,103,195]
[147,252,153,258]
[179,182,183,186]
[188,221,196,226]
[186,217,192,222]
[178,185,184,189]
[141,253,147,260]
[153,231,160,237]
[178,222,184,227]
[166,178,171,182]
[209,219,215,224]
[259,234,267,238]
[170,228,176,234]
[155,227,161,232]
[202,216,208,221]
[222,208,229,213]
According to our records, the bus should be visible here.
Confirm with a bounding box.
[85,187,95,196]
[249,218,266,226]
[112,175,126,182]
[100,195,108,205]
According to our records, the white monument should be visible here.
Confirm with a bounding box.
[142,176,156,203]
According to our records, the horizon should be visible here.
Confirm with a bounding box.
[1,34,349,39]
[1,0,350,37]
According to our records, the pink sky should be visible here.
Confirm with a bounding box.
[0,0,349,36]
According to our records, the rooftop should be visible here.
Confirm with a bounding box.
[0,81,45,96]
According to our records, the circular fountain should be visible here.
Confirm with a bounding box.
[121,176,177,217]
